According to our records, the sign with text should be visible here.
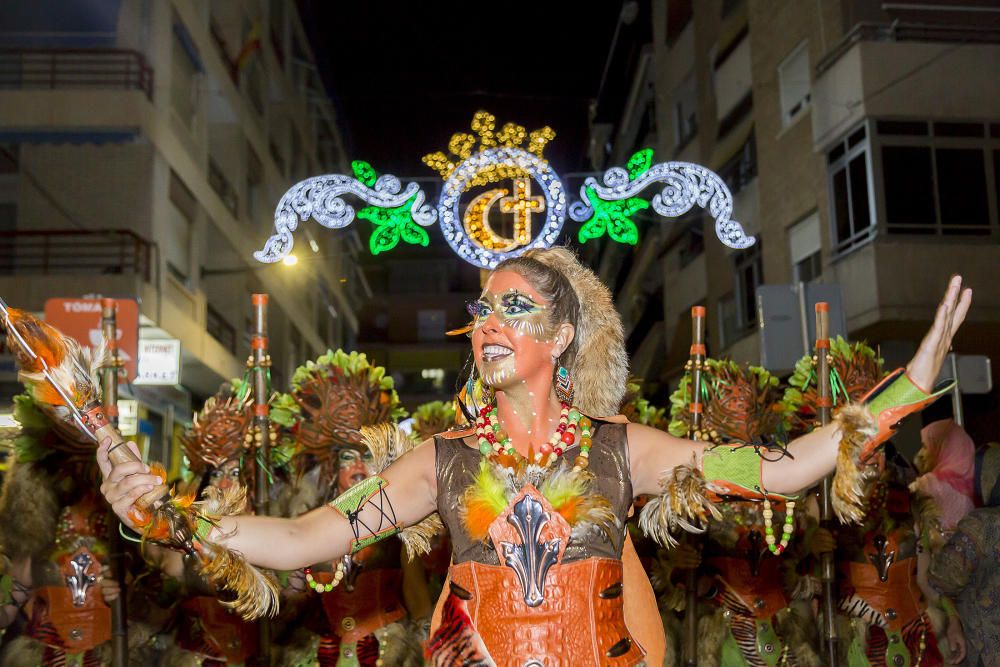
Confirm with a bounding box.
[135,339,181,386]
[44,298,139,380]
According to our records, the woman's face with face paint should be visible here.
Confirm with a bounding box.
[208,459,241,491]
[470,271,562,390]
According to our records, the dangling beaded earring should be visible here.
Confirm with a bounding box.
[554,365,574,404]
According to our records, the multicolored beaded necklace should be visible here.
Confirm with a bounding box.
[761,497,795,555]
[475,402,593,471]
[304,562,344,593]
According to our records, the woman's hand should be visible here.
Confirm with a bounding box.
[946,613,966,665]
[97,438,161,529]
[98,565,120,603]
[905,275,972,392]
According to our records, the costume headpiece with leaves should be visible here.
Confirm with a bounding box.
[620,379,670,432]
[780,336,885,438]
[410,400,460,442]
[181,382,254,477]
[289,349,405,462]
[667,359,791,445]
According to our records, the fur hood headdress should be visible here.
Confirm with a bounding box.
[181,382,253,476]
[518,247,628,417]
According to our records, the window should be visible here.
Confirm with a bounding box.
[714,30,751,124]
[166,171,196,284]
[828,125,874,253]
[245,144,263,225]
[718,130,757,194]
[789,213,822,283]
[881,120,993,236]
[171,19,203,128]
[417,310,446,341]
[673,73,698,149]
[719,243,762,346]
[778,41,810,127]
[678,216,704,268]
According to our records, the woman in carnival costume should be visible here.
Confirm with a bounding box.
[278,349,429,667]
[0,390,134,666]
[99,247,971,666]
[668,360,820,667]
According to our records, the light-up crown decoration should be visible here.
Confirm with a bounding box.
[255,110,754,270]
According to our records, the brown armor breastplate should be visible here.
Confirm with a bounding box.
[710,555,789,620]
[32,546,111,653]
[177,595,258,663]
[321,567,406,644]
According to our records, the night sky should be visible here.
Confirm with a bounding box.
[300,0,623,177]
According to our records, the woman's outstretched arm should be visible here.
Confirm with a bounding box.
[98,438,439,571]
[630,275,972,498]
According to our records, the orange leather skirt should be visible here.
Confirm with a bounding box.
[440,557,646,666]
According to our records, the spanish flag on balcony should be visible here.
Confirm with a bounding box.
[236,20,262,70]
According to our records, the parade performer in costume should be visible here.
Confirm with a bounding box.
[669,360,820,667]
[0,391,133,666]
[929,441,1000,667]
[138,382,264,666]
[282,350,427,667]
[783,338,963,666]
[98,248,971,666]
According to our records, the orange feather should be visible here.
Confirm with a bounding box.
[463,499,501,541]
[555,495,582,525]
[4,308,67,372]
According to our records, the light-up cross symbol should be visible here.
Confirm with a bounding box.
[499,178,545,247]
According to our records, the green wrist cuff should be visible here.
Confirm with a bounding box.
[195,517,214,542]
[866,368,951,419]
[701,446,796,500]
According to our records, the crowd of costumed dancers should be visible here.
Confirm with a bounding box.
[0,247,990,666]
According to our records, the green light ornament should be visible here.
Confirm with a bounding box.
[358,192,430,256]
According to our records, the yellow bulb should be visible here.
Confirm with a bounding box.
[282,254,299,266]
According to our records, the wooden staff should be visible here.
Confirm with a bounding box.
[249,293,272,665]
[815,302,838,665]
[101,299,129,667]
[682,305,707,667]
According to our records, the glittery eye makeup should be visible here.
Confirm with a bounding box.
[469,290,550,339]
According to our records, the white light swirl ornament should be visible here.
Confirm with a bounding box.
[255,172,437,263]
[439,147,567,270]
[568,161,755,249]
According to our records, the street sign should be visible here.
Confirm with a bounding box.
[758,283,847,372]
[135,339,181,386]
[44,298,139,380]
[118,399,139,436]
[936,354,992,395]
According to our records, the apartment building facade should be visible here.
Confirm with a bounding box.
[0,0,363,465]
[588,0,1000,438]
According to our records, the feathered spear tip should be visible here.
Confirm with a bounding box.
[1,305,106,415]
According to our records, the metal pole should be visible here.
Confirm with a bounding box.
[949,352,964,427]
[815,302,838,666]
[250,293,272,665]
[682,305,707,667]
[101,298,129,667]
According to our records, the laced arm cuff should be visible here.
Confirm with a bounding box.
[328,474,401,554]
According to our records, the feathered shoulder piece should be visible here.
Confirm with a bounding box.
[290,350,405,460]
[668,358,790,444]
[181,383,253,475]
[780,336,886,437]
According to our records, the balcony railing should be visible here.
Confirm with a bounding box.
[0,49,153,99]
[0,229,155,282]
[817,22,1000,75]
